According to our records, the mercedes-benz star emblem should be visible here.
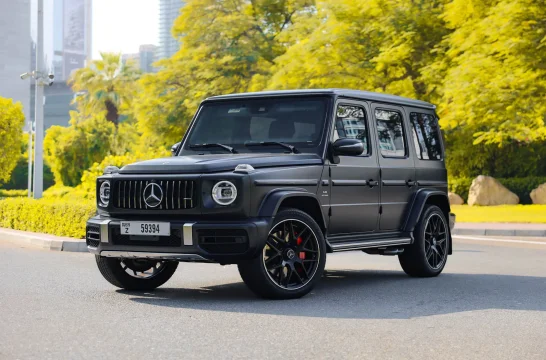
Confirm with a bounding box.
[143,183,163,208]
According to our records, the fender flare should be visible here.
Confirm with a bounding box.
[257,188,327,230]
[403,189,451,233]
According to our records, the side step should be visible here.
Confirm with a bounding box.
[329,238,412,252]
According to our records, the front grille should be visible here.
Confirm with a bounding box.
[86,224,100,248]
[110,227,182,247]
[113,180,196,210]
[198,229,249,255]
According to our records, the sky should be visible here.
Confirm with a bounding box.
[91,0,159,59]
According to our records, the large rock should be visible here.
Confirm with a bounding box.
[448,192,464,205]
[467,175,519,206]
[530,183,546,204]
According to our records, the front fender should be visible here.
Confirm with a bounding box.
[257,188,327,229]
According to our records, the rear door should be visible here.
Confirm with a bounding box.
[405,108,448,193]
[371,103,416,231]
[328,99,380,236]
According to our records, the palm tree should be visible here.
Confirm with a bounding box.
[69,53,140,125]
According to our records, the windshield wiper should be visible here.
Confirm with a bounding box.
[245,141,300,154]
[189,143,238,154]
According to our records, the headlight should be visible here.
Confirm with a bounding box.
[99,181,111,207]
[212,181,237,205]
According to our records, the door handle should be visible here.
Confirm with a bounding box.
[406,180,418,187]
[368,179,379,188]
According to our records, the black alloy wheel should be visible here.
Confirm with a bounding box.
[399,204,449,277]
[96,256,179,290]
[424,213,448,269]
[238,208,326,299]
[263,218,321,290]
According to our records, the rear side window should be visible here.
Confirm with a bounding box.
[409,112,443,160]
[334,105,369,155]
[374,109,406,157]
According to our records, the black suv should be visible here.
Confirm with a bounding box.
[87,89,455,299]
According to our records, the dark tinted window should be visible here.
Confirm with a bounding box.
[410,112,443,160]
[334,105,369,155]
[374,109,406,157]
[183,97,328,154]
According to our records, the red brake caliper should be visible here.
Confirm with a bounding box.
[297,236,306,260]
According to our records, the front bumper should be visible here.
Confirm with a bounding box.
[85,215,271,264]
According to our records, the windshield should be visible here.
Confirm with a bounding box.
[181,96,329,154]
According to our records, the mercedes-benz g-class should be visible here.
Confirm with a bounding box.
[87,89,455,299]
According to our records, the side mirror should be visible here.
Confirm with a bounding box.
[171,142,181,156]
[332,138,364,156]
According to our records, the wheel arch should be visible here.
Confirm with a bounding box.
[403,189,452,255]
[257,189,327,233]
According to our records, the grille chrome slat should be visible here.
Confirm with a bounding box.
[113,179,196,210]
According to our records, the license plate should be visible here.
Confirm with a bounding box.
[120,222,170,236]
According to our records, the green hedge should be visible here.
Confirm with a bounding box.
[449,176,546,204]
[0,189,28,198]
[0,198,95,238]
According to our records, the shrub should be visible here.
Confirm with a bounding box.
[449,176,546,204]
[0,198,95,238]
[0,189,28,198]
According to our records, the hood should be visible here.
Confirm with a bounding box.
[119,153,323,174]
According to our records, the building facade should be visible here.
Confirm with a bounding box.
[122,44,158,73]
[0,0,32,122]
[32,0,93,82]
[158,0,184,60]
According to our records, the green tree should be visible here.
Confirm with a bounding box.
[267,0,450,99]
[135,0,315,147]
[69,53,140,125]
[0,97,25,183]
[431,0,546,145]
[44,113,116,186]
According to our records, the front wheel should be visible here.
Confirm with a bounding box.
[95,256,178,290]
[399,204,449,277]
[238,208,326,299]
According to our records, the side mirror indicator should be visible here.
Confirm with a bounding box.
[171,142,181,156]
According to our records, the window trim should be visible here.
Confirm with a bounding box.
[409,112,444,161]
[332,102,372,157]
[374,107,408,159]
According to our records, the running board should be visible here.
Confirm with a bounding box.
[329,238,412,252]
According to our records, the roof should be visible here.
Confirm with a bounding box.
[206,89,435,110]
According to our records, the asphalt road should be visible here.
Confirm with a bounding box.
[1,236,545,359]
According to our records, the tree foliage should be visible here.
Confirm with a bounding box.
[0,97,25,183]
[69,53,141,125]
[135,0,315,147]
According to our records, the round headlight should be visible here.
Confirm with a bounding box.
[99,181,110,207]
[212,181,237,206]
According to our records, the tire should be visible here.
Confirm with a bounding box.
[399,204,449,277]
[95,256,178,291]
[238,208,326,300]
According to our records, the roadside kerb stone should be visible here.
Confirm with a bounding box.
[0,228,87,252]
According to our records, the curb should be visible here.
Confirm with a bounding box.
[452,228,546,237]
[0,228,87,252]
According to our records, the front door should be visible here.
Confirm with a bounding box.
[328,100,380,236]
[371,103,416,231]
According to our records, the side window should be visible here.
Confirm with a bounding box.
[334,104,369,155]
[374,109,406,157]
[410,113,443,160]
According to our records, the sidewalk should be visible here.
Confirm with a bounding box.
[453,222,546,237]
[0,228,86,252]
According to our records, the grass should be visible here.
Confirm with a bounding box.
[451,205,546,223]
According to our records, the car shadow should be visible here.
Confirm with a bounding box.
[120,269,546,319]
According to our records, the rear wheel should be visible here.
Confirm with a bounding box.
[238,208,326,299]
[399,204,449,277]
[95,256,178,290]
